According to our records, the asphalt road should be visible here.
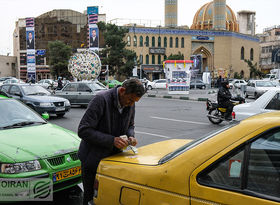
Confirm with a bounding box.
[9,97,229,205]
[50,97,227,146]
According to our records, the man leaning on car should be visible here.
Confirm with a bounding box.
[77,78,145,205]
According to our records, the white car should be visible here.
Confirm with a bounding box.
[37,79,57,89]
[229,79,247,89]
[140,79,155,90]
[233,87,280,121]
[153,79,167,89]
[245,80,275,99]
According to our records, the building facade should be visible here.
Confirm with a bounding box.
[13,9,105,80]
[0,55,17,78]
[258,25,280,72]
[126,26,259,80]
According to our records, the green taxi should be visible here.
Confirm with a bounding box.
[0,95,81,198]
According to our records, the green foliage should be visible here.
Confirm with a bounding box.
[98,22,136,79]
[244,59,264,79]
[47,41,72,78]
[233,72,242,79]
[166,52,184,60]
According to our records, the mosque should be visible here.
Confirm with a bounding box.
[126,0,259,80]
[12,0,259,81]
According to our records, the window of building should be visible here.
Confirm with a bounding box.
[175,37,179,48]
[164,37,167,48]
[152,55,155,64]
[146,54,149,64]
[140,36,143,47]
[152,37,155,47]
[127,36,131,47]
[250,48,254,61]
[241,47,245,60]
[133,36,137,47]
[158,37,161,47]
[170,37,173,48]
[145,36,149,47]
[139,54,143,64]
[158,55,162,64]
[181,37,184,48]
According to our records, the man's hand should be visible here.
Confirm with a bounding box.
[114,137,129,149]
[128,137,137,146]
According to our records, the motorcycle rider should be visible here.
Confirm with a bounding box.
[217,80,233,120]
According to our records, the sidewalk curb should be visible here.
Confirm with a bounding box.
[145,94,208,101]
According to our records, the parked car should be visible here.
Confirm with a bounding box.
[229,79,247,89]
[37,79,58,89]
[190,80,206,89]
[153,79,167,89]
[105,80,122,88]
[0,83,70,117]
[140,79,155,90]
[0,95,81,195]
[233,87,280,121]
[94,112,280,204]
[0,76,15,85]
[54,81,107,106]
[2,78,24,85]
[245,80,275,99]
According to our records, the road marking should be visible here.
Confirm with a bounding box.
[150,116,209,125]
[135,131,170,139]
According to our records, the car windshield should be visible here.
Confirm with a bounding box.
[0,99,46,129]
[22,85,51,95]
[88,83,107,90]
[256,81,274,87]
[158,122,239,164]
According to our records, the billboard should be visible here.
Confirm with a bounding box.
[190,54,202,78]
[87,6,99,51]
[26,17,36,81]
[164,60,193,95]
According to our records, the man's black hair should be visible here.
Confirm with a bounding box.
[122,78,145,97]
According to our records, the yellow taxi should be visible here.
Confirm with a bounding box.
[94,112,280,205]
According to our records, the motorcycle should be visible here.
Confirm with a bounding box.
[206,96,245,124]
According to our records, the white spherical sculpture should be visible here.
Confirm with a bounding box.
[68,50,101,80]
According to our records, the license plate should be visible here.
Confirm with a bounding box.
[53,166,81,182]
[56,107,65,111]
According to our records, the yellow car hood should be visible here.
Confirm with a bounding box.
[102,139,191,165]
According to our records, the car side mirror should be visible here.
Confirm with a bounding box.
[42,112,49,120]
[86,89,92,93]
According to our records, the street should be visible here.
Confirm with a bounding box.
[11,96,229,205]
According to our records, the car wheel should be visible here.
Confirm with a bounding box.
[56,113,65,117]
[147,85,152,90]
[201,85,206,89]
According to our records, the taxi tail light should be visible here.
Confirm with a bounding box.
[232,111,236,119]
[93,179,99,198]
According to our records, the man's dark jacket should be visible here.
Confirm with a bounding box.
[217,85,232,107]
[78,87,135,169]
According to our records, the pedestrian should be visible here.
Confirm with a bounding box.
[77,78,145,205]
[57,77,63,90]
[217,75,222,88]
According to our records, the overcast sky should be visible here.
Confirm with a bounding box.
[0,0,279,55]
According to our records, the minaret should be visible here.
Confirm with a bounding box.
[165,0,177,27]
[213,0,226,30]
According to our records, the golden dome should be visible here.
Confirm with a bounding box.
[190,1,239,32]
